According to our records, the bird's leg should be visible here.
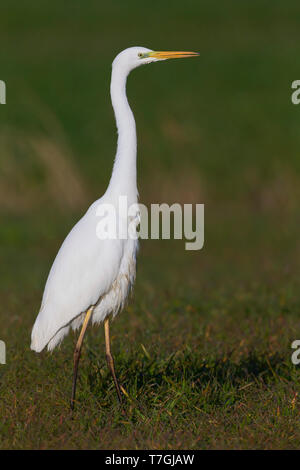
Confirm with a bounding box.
[104,317,123,405]
[70,306,93,410]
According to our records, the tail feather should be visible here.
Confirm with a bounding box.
[30,308,64,353]
[31,307,85,352]
[30,314,49,352]
[47,326,70,351]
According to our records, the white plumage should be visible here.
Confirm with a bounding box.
[31,200,138,352]
[30,47,198,408]
[31,47,145,353]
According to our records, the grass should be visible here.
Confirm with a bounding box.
[1,210,300,449]
[0,0,300,450]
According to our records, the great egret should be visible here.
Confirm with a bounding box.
[31,47,199,409]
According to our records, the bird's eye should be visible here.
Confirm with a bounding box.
[138,52,143,58]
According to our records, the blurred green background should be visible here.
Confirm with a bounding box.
[0,0,300,449]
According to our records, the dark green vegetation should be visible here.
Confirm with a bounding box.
[0,0,300,449]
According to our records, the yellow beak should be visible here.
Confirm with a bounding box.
[149,50,199,60]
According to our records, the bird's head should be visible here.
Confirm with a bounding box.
[112,47,199,74]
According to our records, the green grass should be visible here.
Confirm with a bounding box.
[1,0,300,449]
[1,210,300,449]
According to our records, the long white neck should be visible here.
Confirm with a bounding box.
[106,64,138,202]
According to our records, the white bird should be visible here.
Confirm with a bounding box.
[31,47,199,409]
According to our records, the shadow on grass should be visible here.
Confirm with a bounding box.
[87,348,292,408]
